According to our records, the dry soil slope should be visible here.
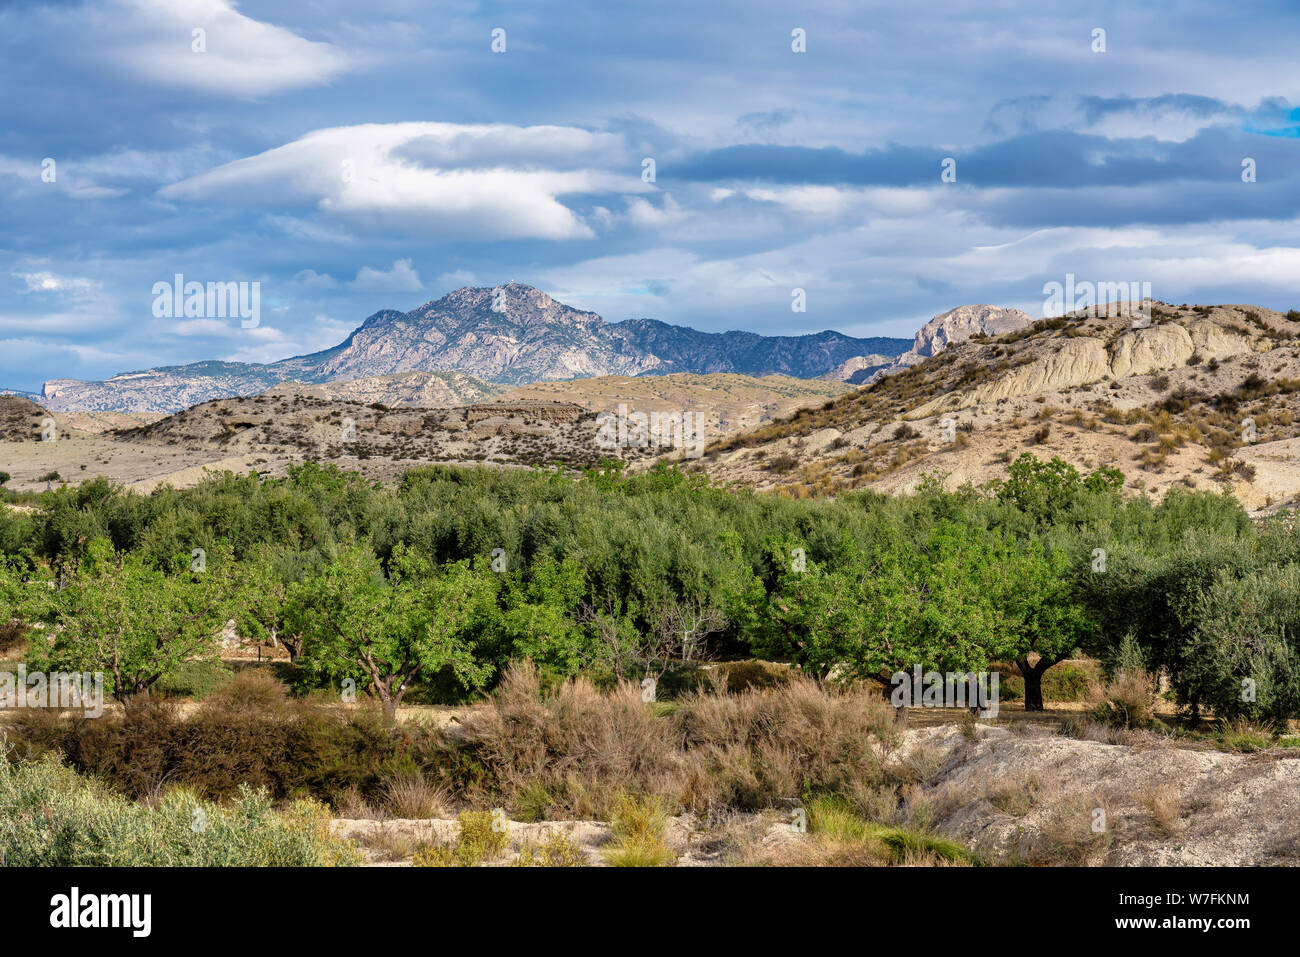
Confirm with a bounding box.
[499,372,852,438]
[693,302,1300,510]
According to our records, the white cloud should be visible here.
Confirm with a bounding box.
[293,269,339,288]
[351,258,422,292]
[14,271,101,295]
[91,0,353,97]
[625,194,688,228]
[159,122,645,240]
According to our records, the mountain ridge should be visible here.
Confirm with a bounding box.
[42,284,911,413]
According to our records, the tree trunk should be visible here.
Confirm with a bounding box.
[1023,669,1044,711]
[377,687,397,723]
[1018,657,1051,712]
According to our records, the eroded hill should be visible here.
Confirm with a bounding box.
[0,372,847,492]
[690,303,1300,510]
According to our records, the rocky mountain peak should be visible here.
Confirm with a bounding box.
[37,284,912,412]
[861,304,1035,386]
[910,304,1035,357]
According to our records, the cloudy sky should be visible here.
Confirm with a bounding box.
[2,0,1299,392]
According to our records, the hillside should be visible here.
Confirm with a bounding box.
[40,284,910,414]
[499,372,850,436]
[260,371,507,408]
[0,371,847,492]
[690,302,1300,511]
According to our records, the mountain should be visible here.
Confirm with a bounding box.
[690,302,1300,513]
[41,284,911,414]
[498,372,851,437]
[0,372,850,494]
[860,304,1034,386]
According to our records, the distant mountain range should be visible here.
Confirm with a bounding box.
[39,284,913,413]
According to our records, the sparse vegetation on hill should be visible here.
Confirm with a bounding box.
[695,302,1300,509]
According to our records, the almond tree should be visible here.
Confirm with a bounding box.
[982,536,1094,711]
[234,549,299,661]
[286,544,494,720]
[760,525,1003,724]
[42,539,234,702]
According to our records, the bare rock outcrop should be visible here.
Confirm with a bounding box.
[1108,324,1195,378]
[866,304,1034,386]
[906,337,1110,418]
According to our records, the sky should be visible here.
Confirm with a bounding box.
[2,0,1299,392]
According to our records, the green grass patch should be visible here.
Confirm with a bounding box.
[807,795,977,865]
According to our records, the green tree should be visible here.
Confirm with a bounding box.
[1176,563,1300,722]
[42,539,234,701]
[760,525,1003,721]
[287,545,494,720]
[492,556,591,680]
[233,548,301,661]
[985,536,1094,710]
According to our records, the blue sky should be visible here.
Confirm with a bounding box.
[2,0,1299,392]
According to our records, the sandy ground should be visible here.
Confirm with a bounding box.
[0,433,269,494]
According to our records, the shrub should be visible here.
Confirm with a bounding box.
[1090,635,1159,729]
[806,794,975,865]
[1215,717,1277,752]
[513,830,587,866]
[382,774,448,818]
[1141,784,1180,837]
[0,751,358,866]
[447,663,897,819]
[412,810,509,866]
[7,671,433,806]
[453,809,510,864]
[603,794,675,866]
[1009,794,1113,865]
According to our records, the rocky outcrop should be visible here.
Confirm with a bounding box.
[261,371,506,408]
[1186,320,1257,363]
[821,354,893,383]
[906,337,1111,419]
[1108,324,1195,378]
[904,316,1275,418]
[908,304,1035,358]
[866,304,1035,386]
